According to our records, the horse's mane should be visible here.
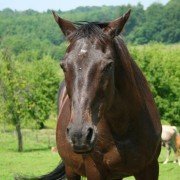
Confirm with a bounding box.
[113,36,161,130]
[114,37,150,99]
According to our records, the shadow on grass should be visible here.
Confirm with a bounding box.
[9,147,51,153]
[24,147,51,152]
[160,167,175,172]
[159,160,174,164]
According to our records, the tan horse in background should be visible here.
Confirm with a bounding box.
[175,134,180,165]
[161,125,179,165]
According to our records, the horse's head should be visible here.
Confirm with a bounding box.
[53,10,130,154]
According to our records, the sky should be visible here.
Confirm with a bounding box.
[0,0,169,12]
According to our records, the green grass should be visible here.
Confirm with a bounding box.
[0,129,60,180]
[0,129,179,180]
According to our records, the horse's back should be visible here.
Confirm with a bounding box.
[162,125,177,141]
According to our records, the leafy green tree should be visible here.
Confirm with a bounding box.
[0,50,29,151]
[0,51,61,151]
[26,56,60,129]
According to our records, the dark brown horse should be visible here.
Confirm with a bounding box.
[17,9,162,180]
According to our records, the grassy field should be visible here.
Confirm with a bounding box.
[0,128,179,180]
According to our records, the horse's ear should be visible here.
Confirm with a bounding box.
[52,11,77,39]
[104,9,131,38]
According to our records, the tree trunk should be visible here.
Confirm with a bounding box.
[38,121,45,129]
[3,122,6,133]
[16,123,23,152]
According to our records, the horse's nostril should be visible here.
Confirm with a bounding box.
[66,127,70,135]
[86,127,94,143]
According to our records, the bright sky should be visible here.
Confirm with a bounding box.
[0,0,169,12]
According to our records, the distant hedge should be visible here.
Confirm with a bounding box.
[130,44,180,125]
[0,0,179,60]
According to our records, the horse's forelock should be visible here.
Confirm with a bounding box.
[68,22,109,42]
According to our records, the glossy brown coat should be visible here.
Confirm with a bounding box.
[54,10,162,180]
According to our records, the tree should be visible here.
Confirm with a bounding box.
[0,50,61,151]
[0,50,29,151]
[26,56,60,129]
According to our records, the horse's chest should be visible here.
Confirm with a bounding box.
[81,142,144,179]
[102,145,143,175]
[60,141,145,179]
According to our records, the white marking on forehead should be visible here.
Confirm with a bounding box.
[80,49,87,53]
[78,49,87,56]
[78,40,88,55]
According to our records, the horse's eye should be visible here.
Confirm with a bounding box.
[102,62,113,73]
[60,62,66,72]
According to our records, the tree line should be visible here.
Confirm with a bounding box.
[0,0,179,61]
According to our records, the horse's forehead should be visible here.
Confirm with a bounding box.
[68,39,106,62]
[78,39,90,55]
[74,39,96,52]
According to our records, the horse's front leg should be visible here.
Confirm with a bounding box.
[134,160,159,180]
[85,165,104,180]
[163,143,171,164]
[84,156,105,180]
[171,142,178,163]
[86,172,104,180]
[175,148,180,166]
[65,165,81,180]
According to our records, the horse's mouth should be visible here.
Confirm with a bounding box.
[70,132,97,154]
[73,145,94,154]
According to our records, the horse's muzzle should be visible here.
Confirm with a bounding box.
[66,123,96,154]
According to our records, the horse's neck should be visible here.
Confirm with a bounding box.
[106,42,148,135]
[106,82,161,139]
[105,89,141,136]
[104,39,161,138]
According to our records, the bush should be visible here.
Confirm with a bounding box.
[130,43,180,125]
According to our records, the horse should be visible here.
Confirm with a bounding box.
[17,9,162,180]
[161,125,179,165]
[175,134,180,166]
